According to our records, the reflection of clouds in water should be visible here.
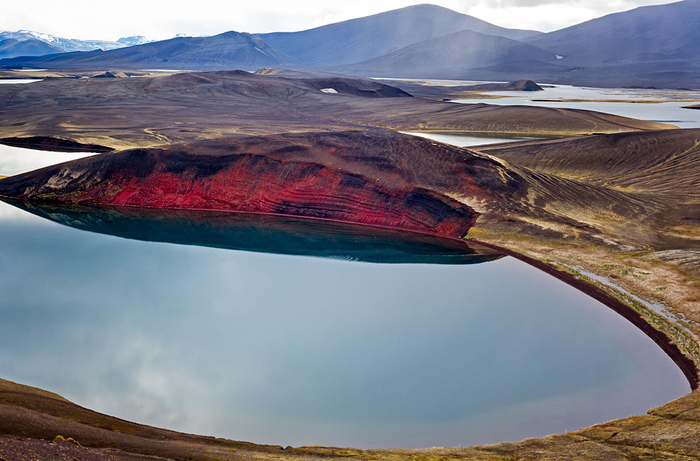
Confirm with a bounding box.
[0,200,690,448]
[84,332,205,429]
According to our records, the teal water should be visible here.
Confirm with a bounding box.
[0,198,689,448]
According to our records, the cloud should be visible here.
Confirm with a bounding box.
[0,1,681,49]
[460,0,676,31]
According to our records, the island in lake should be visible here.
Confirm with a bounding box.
[1,2,700,460]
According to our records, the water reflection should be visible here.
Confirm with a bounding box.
[0,199,690,449]
[2,199,501,265]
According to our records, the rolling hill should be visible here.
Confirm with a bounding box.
[258,4,540,67]
[0,71,673,151]
[335,28,557,79]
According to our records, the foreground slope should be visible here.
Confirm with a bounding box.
[474,128,700,197]
[470,128,700,374]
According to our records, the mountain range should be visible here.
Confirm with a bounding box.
[0,31,300,71]
[1,1,699,88]
[0,30,150,57]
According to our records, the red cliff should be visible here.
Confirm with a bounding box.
[0,130,493,238]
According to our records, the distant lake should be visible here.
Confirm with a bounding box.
[404,132,538,146]
[0,89,693,449]
[0,79,43,84]
[454,84,700,129]
[0,144,100,176]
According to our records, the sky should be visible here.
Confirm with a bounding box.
[0,0,680,42]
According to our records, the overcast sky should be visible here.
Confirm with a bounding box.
[1,0,679,41]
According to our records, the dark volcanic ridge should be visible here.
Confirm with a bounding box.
[474,128,700,258]
[0,131,482,238]
[0,70,675,151]
[0,130,676,250]
[474,128,700,198]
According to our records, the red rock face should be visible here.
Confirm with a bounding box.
[0,131,487,238]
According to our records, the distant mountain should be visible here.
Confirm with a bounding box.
[258,4,541,67]
[0,30,151,54]
[116,36,150,47]
[336,29,557,79]
[3,2,700,88]
[0,31,302,71]
[0,38,62,59]
[521,0,700,87]
[526,0,700,64]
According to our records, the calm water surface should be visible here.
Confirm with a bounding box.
[0,200,690,449]
[454,84,700,129]
[0,144,100,176]
[0,94,693,448]
[0,79,43,84]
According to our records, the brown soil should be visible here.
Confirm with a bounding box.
[0,71,675,151]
